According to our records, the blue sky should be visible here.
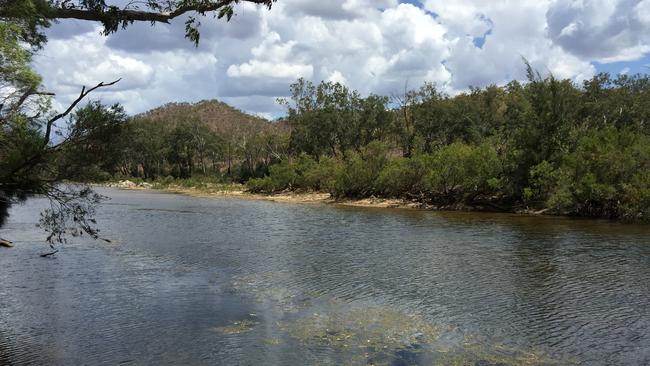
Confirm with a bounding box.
[593,56,650,76]
[35,0,650,118]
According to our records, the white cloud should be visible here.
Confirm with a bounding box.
[547,0,650,63]
[638,0,650,24]
[33,0,650,117]
[35,30,154,92]
[327,70,348,85]
[227,61,314,79]
[423,0,595,90]
[34,28,218,113]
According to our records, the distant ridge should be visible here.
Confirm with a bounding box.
[134,100,286,135]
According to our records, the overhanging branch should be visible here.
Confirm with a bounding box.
[0,1,275,25]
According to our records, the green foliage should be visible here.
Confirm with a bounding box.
[331,141,389,198]
[523,160,557,203]
[424,143,502,202]
[246,161,297,193]
[246,154,337,193]
[284,79,394,158]
[376,155,430,198]
[280,68,650,216]
[0,0,50,49]
[0,22,41,95]
[57,101,128,181]
[547,128,650,220]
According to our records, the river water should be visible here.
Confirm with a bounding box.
[1,188,649,365]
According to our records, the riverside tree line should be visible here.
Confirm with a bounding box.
[66,65,650,221]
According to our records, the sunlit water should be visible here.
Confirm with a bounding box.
[1,188,649,365]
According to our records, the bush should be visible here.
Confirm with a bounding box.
[425,142,502,202]
[245,153,344,194]
[523,160,558,204]
[246,161,297,193]
[246,177,275,193]
[331,141,389,198]
[376,155,431,198]
[548,128,650,219]
[301,156,339,191]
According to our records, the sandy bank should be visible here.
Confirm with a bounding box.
[103,180,426,210]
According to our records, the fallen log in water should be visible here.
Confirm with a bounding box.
[0,238,14,248]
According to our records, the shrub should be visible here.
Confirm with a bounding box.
[548,128,650,219]
[523,160,558,204]
[302,156,339,191]
[331,141,389,198]
[425,142,502,202]
[376,155,431,198]
[246,161,297,193]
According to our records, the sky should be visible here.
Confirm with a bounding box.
[34,0,650,119]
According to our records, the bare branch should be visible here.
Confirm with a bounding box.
[42,78,120,148]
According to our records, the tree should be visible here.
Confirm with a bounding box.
[56,101,128,181]
[283,79,394,159]
[0,0,276,45]
[0,18,119,241]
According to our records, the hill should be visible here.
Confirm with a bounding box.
[134,100,288,136]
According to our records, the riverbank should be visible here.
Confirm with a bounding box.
[102,179,557,216]
[103,180,434,210]
[93,180,646,222]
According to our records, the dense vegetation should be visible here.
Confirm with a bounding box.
[81,65,650,221]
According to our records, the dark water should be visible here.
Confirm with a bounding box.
[1,188,649,365]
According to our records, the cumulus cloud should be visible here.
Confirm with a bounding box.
[547,0,650,63]
[423,0,597,89]
[33,28,218,112]
[35,30,155,92]
[33,0,650,117]
[227,60,314,79]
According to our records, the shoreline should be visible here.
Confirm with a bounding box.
[100,180,550,215]
[101,181,426,210]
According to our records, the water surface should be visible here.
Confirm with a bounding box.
[1,188,649,365]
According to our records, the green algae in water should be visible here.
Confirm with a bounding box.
[285,305,448,358]
[228,273,570,365]
[263,338,282,345]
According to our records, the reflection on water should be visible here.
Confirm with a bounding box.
[1,188,649,365]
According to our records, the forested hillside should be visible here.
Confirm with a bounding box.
[80,65,650,221]
[74,100,289,182]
